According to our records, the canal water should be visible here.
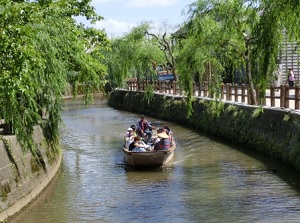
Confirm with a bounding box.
[10,94,300,223]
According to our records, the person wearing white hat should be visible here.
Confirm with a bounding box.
[124,127,134,149]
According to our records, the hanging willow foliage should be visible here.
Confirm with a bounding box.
[103,22,166,88]
[176,0,300,114]
[0,0,109,155]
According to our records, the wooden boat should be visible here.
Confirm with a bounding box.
[122,138,176,167]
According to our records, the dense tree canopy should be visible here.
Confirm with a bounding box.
[3,0,300,149]
[104,22,166,88]
[176,0,258,104]
[98,0,300,118]
[0,0,108,153]
[175,0,300,108]
[252,0,300,88]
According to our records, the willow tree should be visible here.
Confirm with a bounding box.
[176,0,259,109]
[177,0,300,112]
[0,0,108,155]
[145,30,178,80]
[104,22,166,89]
[175,0,257,119]
[251,0,300,96]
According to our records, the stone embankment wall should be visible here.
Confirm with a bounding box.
[109,90,300,171]
[0,126,62,222]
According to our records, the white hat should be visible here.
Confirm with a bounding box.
[127,127,133,131]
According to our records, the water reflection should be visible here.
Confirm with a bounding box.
[9,94,300,223]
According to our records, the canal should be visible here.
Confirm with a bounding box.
[10,94,300,223]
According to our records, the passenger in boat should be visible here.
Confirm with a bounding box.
[129,136,150,152]
[163,126,172,135]
[125,127,133,138]
[137,115,155,142]
[124,127,134,149]
[130,125,137,137]
[163,125,173,146]
[153,128,164,143]
[154,131,170,151]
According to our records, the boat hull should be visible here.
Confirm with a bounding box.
[122,141,176,167]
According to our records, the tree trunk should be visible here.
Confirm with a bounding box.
[245,38,257,105]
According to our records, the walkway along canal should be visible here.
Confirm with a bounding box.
[8,94,300,223]
[127,80,300,110]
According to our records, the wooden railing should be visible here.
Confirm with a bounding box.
[126,80,300,110]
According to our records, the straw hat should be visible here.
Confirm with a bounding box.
[157,131,169,139]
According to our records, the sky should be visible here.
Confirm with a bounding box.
[77,0,195,38]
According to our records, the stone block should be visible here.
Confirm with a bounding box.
[13,196,28,214]
[0,200,8,211]
[0,165,14,183]
[0,210,8,223]
[6,204,17,219]
[4,136,24,160]
[6,186,22,206]
[20,178,37,198]
[21,153,33,168]
[0,144,11,169]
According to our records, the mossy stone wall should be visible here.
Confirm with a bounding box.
[108,90,300,171]
[0,126,62,222]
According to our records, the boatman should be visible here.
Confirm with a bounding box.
[137,115,155,142]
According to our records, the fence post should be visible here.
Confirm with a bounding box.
[280,85,286,108]
[270,85,275,107]
[220,83,224,100]
[159,81,162,93]
[295,85,300,109]
[234,84,238,102]
[204,81,208,97]
[173,81,176,95]
[167,81,170,94]
[241,84,246,103]
[226,83,231,101]
[285,86,290,108]
[247,85,251,105]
